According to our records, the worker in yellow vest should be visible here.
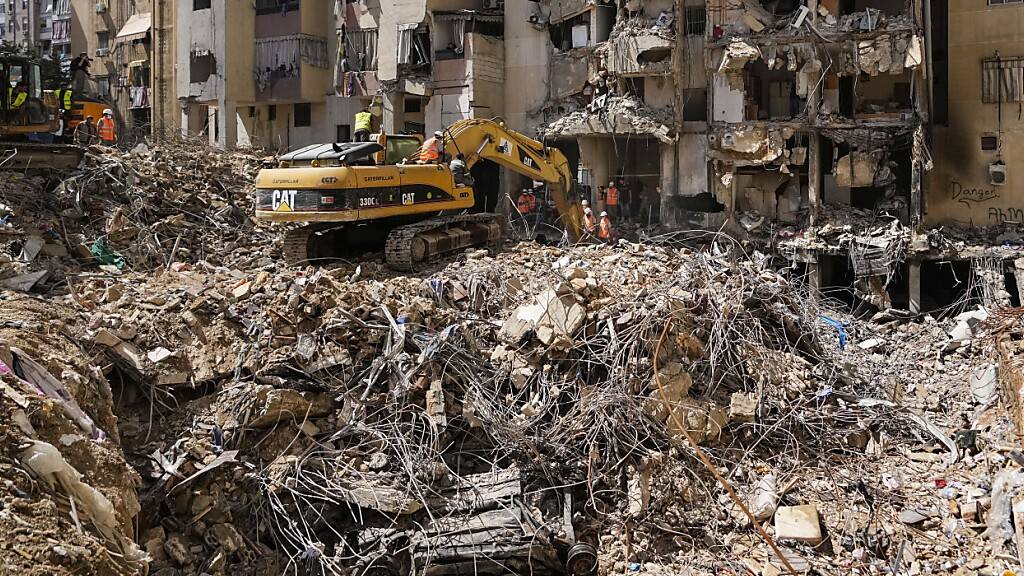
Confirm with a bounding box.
[7,82,27,110]
[54,85,73,136]
[97,109,116,146]
[354,107,372,142]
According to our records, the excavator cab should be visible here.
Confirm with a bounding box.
[0,56,56,135]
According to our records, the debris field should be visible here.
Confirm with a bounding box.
[0,142,1019,576]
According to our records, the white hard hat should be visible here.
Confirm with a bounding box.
[581,199,589,206]
[434,131,443,137]
[584,207,592,214]
[609,181,615,187]
[600,211,608,217]
[103,108,113,116]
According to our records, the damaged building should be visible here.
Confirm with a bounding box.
[506,0,707,224]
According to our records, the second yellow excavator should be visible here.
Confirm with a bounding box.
[254,118,585,270]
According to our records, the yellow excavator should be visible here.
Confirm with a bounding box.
[254,118,585,269]
[0,53,83,169]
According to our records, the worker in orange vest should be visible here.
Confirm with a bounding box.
[517,189,534,214]
[598,211,614,242]
[583,207,596,235]
[605,181,619,219]
[418,130,443,163]
[97,109,117,146]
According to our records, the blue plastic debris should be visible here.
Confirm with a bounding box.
[820,316,847,350]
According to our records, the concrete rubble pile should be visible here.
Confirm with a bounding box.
[544,94,675,143]
[26,219,996,576]
[0,144,1021,575]
[0,139,275,296]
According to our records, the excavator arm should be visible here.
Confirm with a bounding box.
[440,118,585,242]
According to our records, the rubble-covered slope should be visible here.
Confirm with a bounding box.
[0,141,1019,576]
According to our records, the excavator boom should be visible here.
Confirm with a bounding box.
[440,119,585,242]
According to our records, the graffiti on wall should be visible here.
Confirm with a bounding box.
[988,207,1024,223]
[951,181,1000,207]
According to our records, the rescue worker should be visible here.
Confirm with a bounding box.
[605,181,619,219]
[581,198,590,211]
[598,211,614,243]
[71,53,91,94]
[97,109,116,146]
[74,115,97,146]
[583,207,597,234]
[418,130,444,163]
[517,189,533,215]
[7,82,27,110]
[54,84,73,136]
[450,153,473,187]
[354,107,372,142]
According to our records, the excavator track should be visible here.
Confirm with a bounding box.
[0,142,84,171]
[385,214,502,271]
[282,226,316,266]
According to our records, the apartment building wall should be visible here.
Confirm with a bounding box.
[71,0,153,132]
[150,0,175,135]
[4,0,38,47]
[926,0,1024,226]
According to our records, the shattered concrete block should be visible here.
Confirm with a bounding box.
[94,328,123,347]
[210,523,244,554]
[40,242,69,257]
[775,505,823,545]
[501,289,586,347]
[231,281,251,300]
[1,270,48,292]
[729,392,757,423]
[970,364,998,405]
[247,386,333,428]
[835,152,882,188]
[961,499,980,523]
[164,533,192,566]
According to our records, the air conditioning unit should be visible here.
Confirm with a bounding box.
[990,160,1007,186]
[95,47,108,56]
[94,1,105,12]
[482,0,503,9]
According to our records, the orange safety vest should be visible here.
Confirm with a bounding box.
[527,192,538,212]
[419,137,441,163]
[605,186,619,206]
[598,216,611,239]
[584,212,596,231]
[98,116,115,141]
[517,193,532,214]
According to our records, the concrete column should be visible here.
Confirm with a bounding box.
[219,101,238,149]
[808,132,822,227]
[578,137,613,211]
[908,260,922,314]
[808,257,823,299]
[382,91,405,134]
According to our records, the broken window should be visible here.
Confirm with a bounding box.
[345,29,378,71]
[294,103,311,127]
[189,52,215,83]
[549,12,590,51]
[744,61,802,120]
[435,18,466,60]
[255,0,299,15]
[682,88,708,120]
[982,56,1024,103]
[398,24,431,67]
[685,6,706,36]
[623,77,645,101]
